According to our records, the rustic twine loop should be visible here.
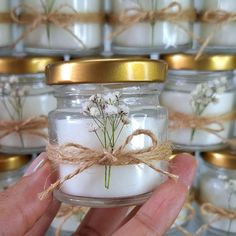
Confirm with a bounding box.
[38,129,175,200]
[109,1,196,39]
[196,10,236,60]
[0,116,48,140]
[169,109,236,146]
[201,203,236,220]
[11,3,105,48]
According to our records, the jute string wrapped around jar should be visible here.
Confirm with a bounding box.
[38,129,176,200]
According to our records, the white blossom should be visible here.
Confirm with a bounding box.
[119,104,129,115]
[88,123,100,132]
[121,116,130,125]
[90,107,100,116]
[9,75,18,84]
[104,104,118,116]
[104,92,119,104]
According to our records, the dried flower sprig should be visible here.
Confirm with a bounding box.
[190,77,228,141]
[83,92,130,188]
[0,76,30,146]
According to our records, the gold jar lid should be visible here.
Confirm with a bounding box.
[202,149,236,170]
[0,154,31,172]
[46,58,167,85]
[0,56,63,74]
[161,54,236,71]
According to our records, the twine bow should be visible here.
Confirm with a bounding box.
[11,3,105,48]
[0,116,48,140]
[39,129,175,200]
[109,1,196,39]
[196,10,236,60]
[169,109,236,146]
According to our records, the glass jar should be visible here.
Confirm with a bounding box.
[160,54,236,151]
[46,58,169,207]
[0,153,31,191]
[0,57,62,154]
[110,0,195,54]
[50,204,88,235]
[0,0,12,50]
[199,149,236,234]
[198,0,236,52]
[22,0,104,55]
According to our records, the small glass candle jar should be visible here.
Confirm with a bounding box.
[0,153,31,191]
[0,57,62,154]
[46,58,170,207]
[50,204,87,235]
[198,0,236,52]
[22,0,104,55]
[110,0,195,54]
[0,0,12,49]
[199,149,236,234]
[160,54,236,151]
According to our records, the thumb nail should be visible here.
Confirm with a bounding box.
[24,152,47,176]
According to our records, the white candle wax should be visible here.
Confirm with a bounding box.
[200,175,236,232]
[200,0,236,47]
[0,0,11,47]
[112,0,192,49]
[56,116,167,198]
[0,94,56,148]
[161,91,235,146]
[154,0,192,48]
[112,0,153,47]
[23,0,103,50]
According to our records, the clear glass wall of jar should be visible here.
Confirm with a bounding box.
[46,58,169,207]
[0,57,62,154]
[199,149,236,235]
[0,0,12,50]
[197,0,236,52]
[0,153,31,191]
[22,0,104,55]
[160,54,236,151]
[110,0,195,55]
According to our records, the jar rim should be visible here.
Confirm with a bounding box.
[161,54,236,71]
[201,149,236,170]
[0,57,63,74]
[0,154,31,172]
[46,58,167,85]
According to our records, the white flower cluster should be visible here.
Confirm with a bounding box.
[0,76,29,97]
[83,92,130,125]
[190,77,227,114]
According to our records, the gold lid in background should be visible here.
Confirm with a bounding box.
[161,54,236,71]
[46,58,167,85]
[0,57,63,74]
[0,154,31,172]
[202,149,236,169]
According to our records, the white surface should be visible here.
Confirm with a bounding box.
[0,0,11,47]
[0,94,56,148]
[161,91,235,146]
[23,0,103,49]
[200,175,236,233]
[112,0,192,48]
[56,116,168,198]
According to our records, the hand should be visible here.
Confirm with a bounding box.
[0,153,196,236]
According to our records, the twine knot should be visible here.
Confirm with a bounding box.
[39,129,175,200]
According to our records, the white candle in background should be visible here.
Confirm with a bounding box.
[200,175,236,232]
[56,116,168,198]
[23,0,103,50]
[112,0,193,50]
[0,0,11,47]
[161,92,235,146]
[199,0,236,47]
[0,94,56,149]
[112,0,153,47]
[154,0,193,48]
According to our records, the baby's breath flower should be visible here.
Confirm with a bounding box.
[121,116,130,125]
[104,104,118,116]
[104,93,119,105]
[119,105,129,115]
[90,107,100,116]
[9,75,18,84]
[88,123,100,132]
